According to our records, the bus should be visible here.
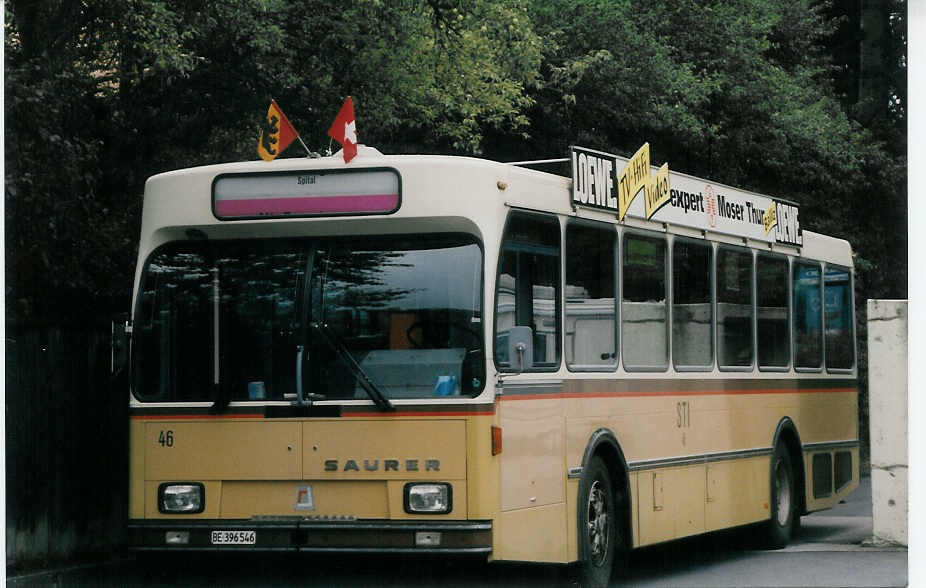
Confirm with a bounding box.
[125,144,858,587]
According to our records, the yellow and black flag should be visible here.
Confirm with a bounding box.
[257,100,300,161]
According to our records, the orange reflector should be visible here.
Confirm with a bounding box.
[491,425,502,455]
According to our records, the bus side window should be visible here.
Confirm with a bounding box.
[495,212,561,371]
[824,266,854,370]
[622,232,668,371]
[793,261,823,369]
[565,221,617,371]
[717,246,754,369]
[756,254,790,369]
[672,239,713,369]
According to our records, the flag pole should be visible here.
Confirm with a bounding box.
[296,135,317,158]
[269,96,317,158]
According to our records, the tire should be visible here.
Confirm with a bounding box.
[765,443,796,548]
[575,456,617,588]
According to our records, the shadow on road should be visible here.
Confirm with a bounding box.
[623,523,768,582]
[41,553,575,587]
[22,524,774,587]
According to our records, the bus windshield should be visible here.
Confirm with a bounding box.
[133,234,484,403]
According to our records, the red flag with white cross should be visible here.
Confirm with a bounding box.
[328,96,358,163]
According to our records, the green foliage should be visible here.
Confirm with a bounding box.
[272,0,541,154]
[5,0,541,319]
[4,0,906,322]
[513,0,905,300]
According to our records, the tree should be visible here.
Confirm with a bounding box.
[5,0,906,324]
[5,0,543,321]
[500,0,905,299]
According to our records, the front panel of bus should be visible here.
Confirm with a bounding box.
[127,158,504,554]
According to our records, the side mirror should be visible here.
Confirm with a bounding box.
[507,326,533,373]
[111,313,131,375]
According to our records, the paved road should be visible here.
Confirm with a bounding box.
[620,476,907,587]
[9,476,906,587]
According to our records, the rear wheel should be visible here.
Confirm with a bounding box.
[576,456,617,588]
[766,443,796,548]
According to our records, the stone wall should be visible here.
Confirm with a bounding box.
[866,299,908,545]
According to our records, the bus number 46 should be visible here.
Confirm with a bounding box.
[158,430,174,447]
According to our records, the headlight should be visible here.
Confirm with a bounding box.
[158,482,204,514]
[404,483,452,514]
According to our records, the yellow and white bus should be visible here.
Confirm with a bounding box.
[126,144,858,587]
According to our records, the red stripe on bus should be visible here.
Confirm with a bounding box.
[130,413,265,420]
[132,410,495,419]
[343,410,496,418]
[501,387,856,401]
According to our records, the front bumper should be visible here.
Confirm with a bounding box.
[128,519,492,554]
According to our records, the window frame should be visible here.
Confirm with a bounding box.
[492,209,563,373]
[715,244,755,372]
[670,236,715,372]
[564,219,619,373]
[756,252,792,372]
[620,228,669,373]
[132,233,488,403]
[792,259,824,373]
[824,263,856,373]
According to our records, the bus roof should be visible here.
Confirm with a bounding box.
[140,147,852,268]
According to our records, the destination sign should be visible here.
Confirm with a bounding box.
[570,145,801,247]
[213,168,400,220]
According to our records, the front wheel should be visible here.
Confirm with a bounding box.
[575,457,617,588]
[765,443,796,548]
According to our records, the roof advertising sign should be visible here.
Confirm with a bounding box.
[570,145,801,247]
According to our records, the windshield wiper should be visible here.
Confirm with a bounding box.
[310,322,394,412]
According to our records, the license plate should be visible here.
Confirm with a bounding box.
[211,530,256,545]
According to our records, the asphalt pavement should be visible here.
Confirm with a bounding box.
[8,475,907,587]
[620,475,907,587]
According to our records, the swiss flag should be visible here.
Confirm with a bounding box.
[328,96,358,163]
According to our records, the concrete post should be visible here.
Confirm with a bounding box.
[866,299,908,545]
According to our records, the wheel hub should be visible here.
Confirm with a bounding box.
[775,459,791,526]
[587,480,609,565]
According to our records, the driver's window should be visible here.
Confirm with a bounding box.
[494,212,561,371]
